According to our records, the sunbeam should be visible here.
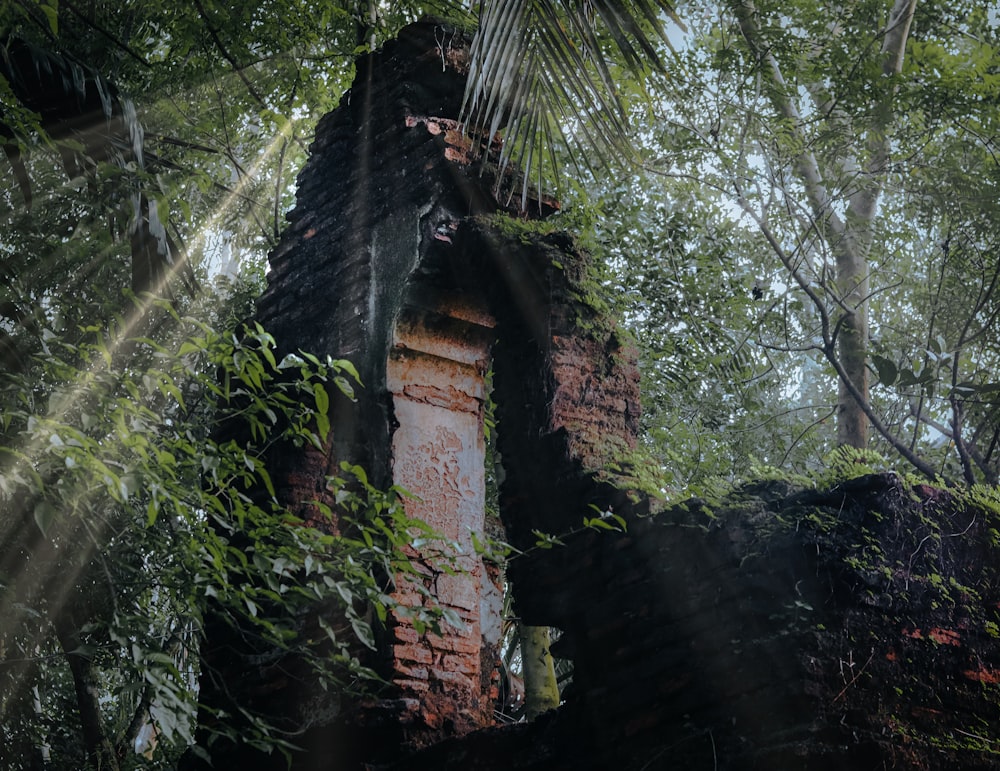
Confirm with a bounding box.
[0,93,299,730]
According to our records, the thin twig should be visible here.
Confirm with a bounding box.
[833,648,874,702]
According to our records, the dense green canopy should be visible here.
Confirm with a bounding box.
[1,0,997,766]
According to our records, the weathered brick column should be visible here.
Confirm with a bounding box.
[190,19,644,769]
[384,287,500,739]
[182,24,511,769]
[254,22,518,754]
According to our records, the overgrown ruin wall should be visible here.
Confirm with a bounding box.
[395,474,1000,771]
[192,20,1000,771]
[253,21,511,758]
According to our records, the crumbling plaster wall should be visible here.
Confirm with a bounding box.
[382,284,498,741]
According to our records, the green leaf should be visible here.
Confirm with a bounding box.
[120,471,142,498]
[333,375,354,400]
[871,355,898,386]
[334,359,361,384]
[313,383,329,416]
[40,0,58,36]
[316,412,331,442]
[260,343,277,370]
[896,368,919,388]
[350,616,375,649]
[33,501,58,535]
[257,466,276,498]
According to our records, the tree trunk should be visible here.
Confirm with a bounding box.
[519,624,560,720]
[836,0,917,448]
[735,0,918,450]
[835,251,870,448]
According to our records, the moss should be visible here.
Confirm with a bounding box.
[891,718,1000,757]
[966,484,1000,517]
[484,212,563,243]
[745,461,814,488]
[597,447,674,507]
[484,212,628,339]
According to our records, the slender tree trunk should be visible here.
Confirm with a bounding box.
[837,0,917,448]
[518,624,560,720]
[735,0,917,449]
[835,251,870,448]
[354,0,377,50]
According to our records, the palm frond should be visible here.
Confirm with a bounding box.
[462,0,682,208]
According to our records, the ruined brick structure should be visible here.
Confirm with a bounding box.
[188,20,1000,771]
[189,20,642,770]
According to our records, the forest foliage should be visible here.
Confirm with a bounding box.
[0,0,998,767]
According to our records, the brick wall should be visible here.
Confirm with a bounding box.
[241,17,647,760]
[392,475,1000,771]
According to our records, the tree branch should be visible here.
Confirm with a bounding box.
[732,0,847,244]
[192,0,268,108]
[54,620,120,771]
[946,232,1000,484]
[909,405,997,484]
[847,0,917,226]
[949,363,977,485]
[734,191,939,479]
[824,335,939,479]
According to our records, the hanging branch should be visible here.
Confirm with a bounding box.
[734,189,940,480]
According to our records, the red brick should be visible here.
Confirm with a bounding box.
[396,663,429,680]
[426,635,478,655]
[394,625,421,643]
[430,668,474,690]
[442,654,479,676]
[394,643,433,665]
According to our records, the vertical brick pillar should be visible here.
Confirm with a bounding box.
[191,22,557,767]
[384,287,498,743]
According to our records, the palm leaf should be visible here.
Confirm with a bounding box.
[462,0,683,208]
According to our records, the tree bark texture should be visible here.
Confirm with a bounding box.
[54,622,120,771]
